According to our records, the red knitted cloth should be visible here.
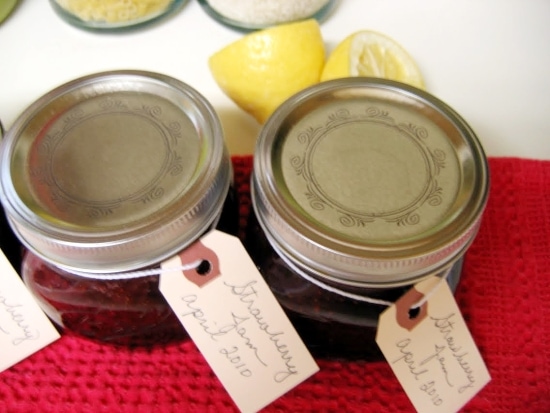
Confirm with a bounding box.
[1,156,549,413]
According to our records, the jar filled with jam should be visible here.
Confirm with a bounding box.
[246,78,489,359]
[0,71,237,346]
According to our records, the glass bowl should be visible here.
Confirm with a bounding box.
[49,0,188,32]
[197,0,338,32]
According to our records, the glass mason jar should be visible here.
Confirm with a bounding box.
[0,70,237,346]
[197,0,338,31]
[247,78,489,360]
[49,0,188,31]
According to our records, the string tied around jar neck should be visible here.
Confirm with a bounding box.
[66,256,449,312]
[65,259,205,280]
[281,258,452,311]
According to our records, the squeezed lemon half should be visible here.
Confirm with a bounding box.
[321,30,425,89]
[209,19,325,124]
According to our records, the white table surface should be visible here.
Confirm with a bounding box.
[0,0,549,158]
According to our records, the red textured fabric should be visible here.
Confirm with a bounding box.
[1,156,549,412]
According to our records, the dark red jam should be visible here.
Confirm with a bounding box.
[244,214,462,360]
[21,188,238,347]
[23,251,185,346]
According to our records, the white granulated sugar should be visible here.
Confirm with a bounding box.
[207,0,330,25]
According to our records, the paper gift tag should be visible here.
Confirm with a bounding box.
[376,276,491,413]
[0,250,60,373]
[159,230,319,413]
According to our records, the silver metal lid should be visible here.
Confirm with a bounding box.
[0,70,231,272]
[252,78,489,289]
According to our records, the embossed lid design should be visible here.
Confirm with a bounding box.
[0,71,231,272]
[252,78,489,288]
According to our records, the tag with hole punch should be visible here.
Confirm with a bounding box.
[376,276,491,413]
[159,230,319,413]
[0,250,60,373]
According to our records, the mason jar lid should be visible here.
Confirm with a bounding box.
[252,77,489,289]
[0,70,231,273]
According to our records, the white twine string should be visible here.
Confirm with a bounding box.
[288,262,395,307]
[64,250,451,311]
[65,259,203,280]
[282,254,452,309]
[409,269,451,310]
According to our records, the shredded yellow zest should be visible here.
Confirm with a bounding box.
[56,0,172,23]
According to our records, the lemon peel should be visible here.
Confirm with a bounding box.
[209,19,325,124]
[321,30,425,89]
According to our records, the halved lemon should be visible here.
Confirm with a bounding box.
[209,19,325,124]
[321,30,425,89]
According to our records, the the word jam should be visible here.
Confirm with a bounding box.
[0,251,60,373]
[160,230,318,413]
[376,276,491,413]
